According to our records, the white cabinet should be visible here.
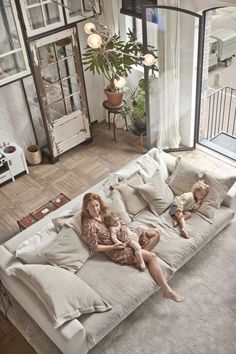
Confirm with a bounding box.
[0,143,29,185]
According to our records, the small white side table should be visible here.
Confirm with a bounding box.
[0,143,29,185]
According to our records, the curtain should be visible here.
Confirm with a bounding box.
[156,8,181,148]
[101,0,122,35]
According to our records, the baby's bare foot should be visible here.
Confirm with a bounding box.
[180,229,189,239]
[172,219,178,228]
[139,262,146,271]
[163,290,185,302]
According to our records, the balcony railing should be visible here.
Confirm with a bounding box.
[199,86,236,160]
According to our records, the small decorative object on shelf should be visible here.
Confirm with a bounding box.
[0,142,29,185]
[17,193,71,230]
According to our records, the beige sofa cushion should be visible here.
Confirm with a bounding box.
[8,264,112,329]
[197,172,236,221]
[114,171,148,216]
[136,170,174,216]
[39,226,90,272]
[168,157,205,195]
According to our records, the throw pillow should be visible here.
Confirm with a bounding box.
[135,154,160,181]
[39,226,91,272]
[15,227,57,264]
[147,148,171,181]
[136,170,174,216]
[8,264,112,329]
[109,189,132,223]
[52,210,82,236]
[197,172,236,221]
[168,157,205,195]
[114,171,148,216]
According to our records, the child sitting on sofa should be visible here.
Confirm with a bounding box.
[169,180,210,239]
[104,213,160,271]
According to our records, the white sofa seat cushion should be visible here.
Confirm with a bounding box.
[130,207,234,271]
[77,253,173,348]
[8,264,112,329]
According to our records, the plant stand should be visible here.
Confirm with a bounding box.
[103,100,128,141]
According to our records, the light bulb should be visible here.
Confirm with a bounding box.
[87,34,102,49]
[114,76,126,89]
[84,22,96,34]
[142,54,156,66]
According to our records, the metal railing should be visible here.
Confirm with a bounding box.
[206,86,236,139]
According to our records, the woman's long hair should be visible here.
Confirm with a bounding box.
[81,193,109,224]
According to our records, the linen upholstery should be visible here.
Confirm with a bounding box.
[39,227,90,272]
[130,207,234,271]
[197,172,236,221]
[15,227,57,264]
[109,189,132,223]
[8,264,112,329]
[114,171,148,215]
[136,170,174,215]
[77,253,173,348]
[168,157,205,195]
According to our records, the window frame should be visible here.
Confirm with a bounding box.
[0,0,30,87]
[19,0,65,37]
[64,0,101,24]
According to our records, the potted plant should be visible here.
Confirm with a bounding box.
[122,78,153,135]
[83,20,158,107]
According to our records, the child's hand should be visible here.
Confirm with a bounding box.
[113,243,126,249]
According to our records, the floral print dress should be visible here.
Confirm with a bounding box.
[82,218,148,265]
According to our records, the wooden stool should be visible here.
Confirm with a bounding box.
[103,100,128,141]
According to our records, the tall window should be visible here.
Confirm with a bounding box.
[0,0,30,86]
[64,0,100,24]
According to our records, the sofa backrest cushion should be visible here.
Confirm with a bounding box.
[135,170,174,216]
[114,171,148,216]
[39,226,90,272]
[168,157,204,195]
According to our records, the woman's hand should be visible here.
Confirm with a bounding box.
[112,242,127,249]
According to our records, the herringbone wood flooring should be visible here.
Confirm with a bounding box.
[0,122,235,354]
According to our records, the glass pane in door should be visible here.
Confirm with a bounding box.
[62,77,80,96]
[145,7,200,150]
[49,100,66,121]
[65,93,81,114]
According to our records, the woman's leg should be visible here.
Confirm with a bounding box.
[143,230,160,251]
[140,250,184,302]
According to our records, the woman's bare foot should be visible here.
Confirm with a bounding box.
[180,228,189,239]
[163,290,185,302]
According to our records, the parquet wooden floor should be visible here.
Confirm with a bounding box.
[0,122,235,354]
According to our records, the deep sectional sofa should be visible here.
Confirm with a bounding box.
[0,148,235,354]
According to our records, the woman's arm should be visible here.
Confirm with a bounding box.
[95,243,126,252]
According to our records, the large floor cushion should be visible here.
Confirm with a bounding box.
[130,207,234,271]
[77,253,173,348]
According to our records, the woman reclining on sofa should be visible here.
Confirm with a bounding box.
[81,192,184,303]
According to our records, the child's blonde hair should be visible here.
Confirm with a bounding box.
[104,212,119,226]
[191,180,210,195]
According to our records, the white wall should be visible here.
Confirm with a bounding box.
[0,81,36,151]
[77,21,105,123]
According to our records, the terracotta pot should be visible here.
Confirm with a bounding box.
[104,90,123,107]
